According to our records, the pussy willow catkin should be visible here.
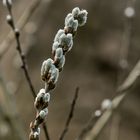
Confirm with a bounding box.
[29,7,88,140]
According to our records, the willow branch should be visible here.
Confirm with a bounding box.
[3,1,50,140]
[84,59,140,140]
[29,7,87,140]
[76,109,102,140]
[0,0,42,59]
[59,87,79,140]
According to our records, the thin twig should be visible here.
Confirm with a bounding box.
[59,87,79,140]
[5,4,36,98]
[43,123,50,140]
[84,59,140,140]
[110,1,136,139]
[3,1,50,140]
[0,0,42,59]
[76,109,102,140]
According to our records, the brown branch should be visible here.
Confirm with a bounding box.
[3,1,50,140]
[59,87,79,140]
[5,4,36,98]
[76,110,102,140]
[83,59,140,140]
[0,0,42,59]
[43,123,50,140]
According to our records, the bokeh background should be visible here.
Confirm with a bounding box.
[0,0,140,140]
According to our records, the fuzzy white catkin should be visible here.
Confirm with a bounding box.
[37,128,41,134]
[65,16,78,31]
[65,13,73,25]
[54,48,65,69]
[30,7,88,140]
[35,89,50,104]
[57,55,65,69]
[72,7,80,17]
[41,58,53,79]
[35,89,45,101]
[33,132,39,138]
[54,29,65,42]
[52,41,59,54]
[59,33,73,51]
[39,108,48,119]
[78,10,88,26]
[39,88,45,94]
[44,93,50,102]
[49,66,59,84]
[55,48,63,59]
[2,0,12,6]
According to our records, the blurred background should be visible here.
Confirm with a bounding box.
[0,0,140,140]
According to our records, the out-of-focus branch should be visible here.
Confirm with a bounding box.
[0,0,42,59]
[59,87,79,140]
[84,59,140,140]
[110,1,136,140]
[3,1,50,140]
[76,109,102,140]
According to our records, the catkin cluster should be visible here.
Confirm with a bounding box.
[29,7,88,140]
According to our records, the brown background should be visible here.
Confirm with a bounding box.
[0,0,140,140]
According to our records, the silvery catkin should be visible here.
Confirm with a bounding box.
[29,7,88,140]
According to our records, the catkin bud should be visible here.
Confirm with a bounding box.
[29,131,39,140]
[41,58,53,81]
[46,65,59,90]
[54,48,65,70]
[77,10,88,26]
[57,55,65,71]
[44,93,50,103]
[52,41,60,55]
[72,7,80,17]
[54,29,65,42]
[34,108,48,125]
[55,48,63,59]
[59,33,73,52]
[65,14,78,31]
[39,108,48,119]
[2,0,12,7]
[34,89,50,110]
[48,65,59,86]
[34,132,39,138]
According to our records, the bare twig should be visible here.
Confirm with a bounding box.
[43,123,50,140]
[84,59,140,140]
[3,1,50,140]
[109,113,121,140]
[4,1,36,98]
[76,109,102,140]
[80,3,137,139]
[59,87,79,140]
[0,0,42,59]
[110,1,136,139]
